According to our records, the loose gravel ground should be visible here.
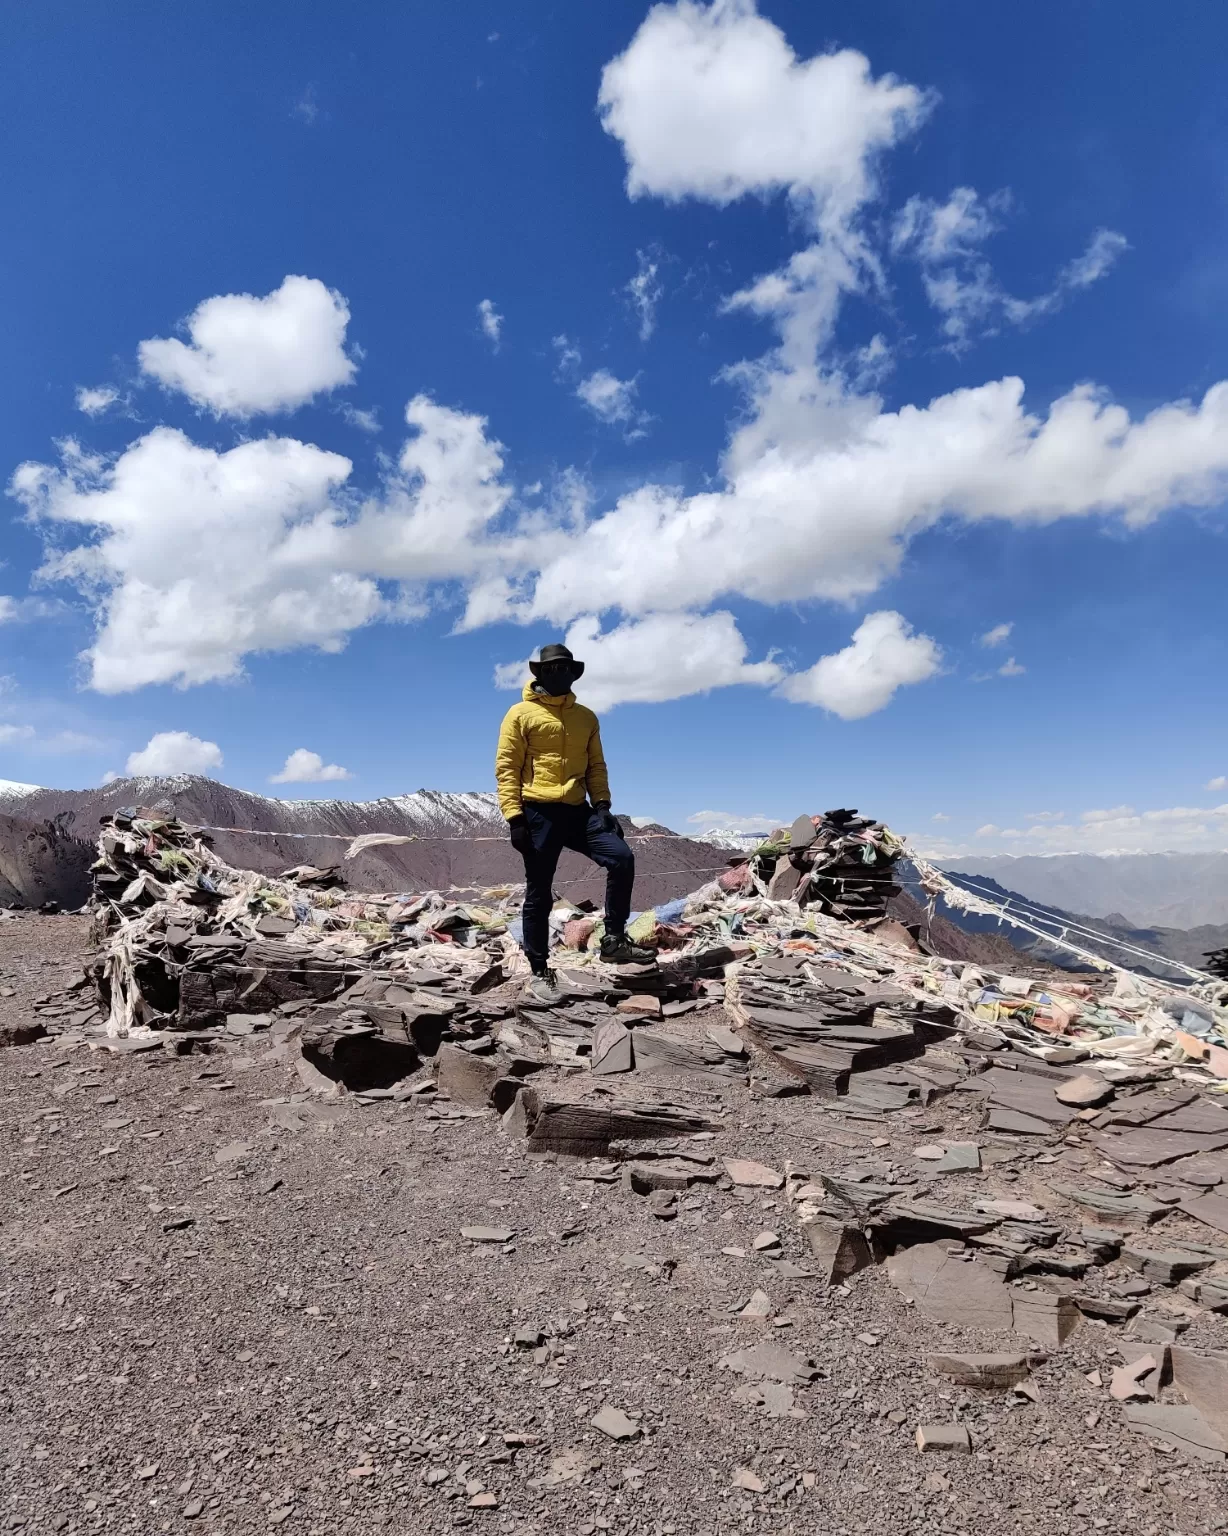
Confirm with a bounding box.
[2,916,1226,1536]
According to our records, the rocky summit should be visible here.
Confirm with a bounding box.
[0,804,1226,1532]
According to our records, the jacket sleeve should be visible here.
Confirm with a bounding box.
[494,707,527,820]
[585,717,612,807]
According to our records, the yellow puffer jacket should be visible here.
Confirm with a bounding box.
[495,683,611,820]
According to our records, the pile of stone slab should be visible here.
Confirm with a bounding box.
[753,810,905,923]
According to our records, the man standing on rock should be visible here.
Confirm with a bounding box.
[496,642,654,1002]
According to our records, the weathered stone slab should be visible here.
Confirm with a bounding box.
[886,1244,1015,1332]
[804,1218,873,1285]
[718,1342,818,1385]
[926,1353,1033,1388]
[1124,1404,1228,1463]
[591,1019,633,1076]
[1171,1347,1228,1441]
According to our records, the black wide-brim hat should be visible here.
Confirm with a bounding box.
[529,642,584,679]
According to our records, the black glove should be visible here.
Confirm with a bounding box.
[592,801,620,835]
[507,815,532,856]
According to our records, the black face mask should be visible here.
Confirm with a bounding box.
[535,664,579,695]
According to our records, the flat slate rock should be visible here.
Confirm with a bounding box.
[887,1243,1014,1332]
[1122,1244,1214,1285]
[976,1066,1078,1126]
[591,1020,634,1076]
[1124,1403,1228,1463]
[1049,1182,1169,1225]
[888,1242,1079,1346]
[926,1353,1033,1388]
[1092,1124,1228,1169]
[986,1108,1052,1136]
[1171,1347,1228,1441]
[460,1226,513,1244]
[591,1405,640,1440]
[718,1342,818,1385]
[1181,1191,1228,1236]
[724,1158,784,1189]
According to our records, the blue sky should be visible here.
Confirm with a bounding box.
[2,0,1228,856]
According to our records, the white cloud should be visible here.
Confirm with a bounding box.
[340,404,380,434]
[270,748,353,784]
[998,656,1026,676]
[1206,776,1226,791]
[496,610,782,712]
[293,86,319,125]
[599,0,927,223]
[687,809,782,833]
[892,186,1005,264]
[0,595,65,623]
[576,369,642,428]
[138,275,355,417]
[980,622,1012,647]
[1026,810,1065,822]
[125,731,223,776]
[931,812,950,822]
[14,429,368,691]
[0,724,35,745]
[626,249,664,339]
[552,334,582,375]
[776,610,941,719]
[13,2,1228,721]
[75,385,120,417]
[894,187,1128,350]
[477,299,503,349]
[916,801,1228,857]
[13,395,521,692]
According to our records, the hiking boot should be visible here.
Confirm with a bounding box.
[524,967,563,1006]
[599,931,657,965]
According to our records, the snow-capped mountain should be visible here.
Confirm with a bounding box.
[685,826,772,853]
[0,775,729,908]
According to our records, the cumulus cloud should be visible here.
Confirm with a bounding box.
[998,656,1026,676]
[1026,810,1065,822]
[980,622,1012,647]
[626,248,664,339]
[12,395,514,692]
[1206,776,1226,792]
[0,724,35,745]
[496,610,782,712]
[931,812,950,822]
[776,611,941,719]
[599,0,927,222]
[576,369,642,428]
[477,299,503,349]
[125,731,223,776]
[270,748,353,784]
[75,385,120,417]
[138,275,355,417]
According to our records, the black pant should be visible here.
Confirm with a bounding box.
[519,801,635,970]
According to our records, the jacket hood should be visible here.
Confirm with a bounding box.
[522,681,575,707]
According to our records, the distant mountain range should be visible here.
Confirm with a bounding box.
[911,864,1226,982]
[0,774,731,910]
[936,852,1228,930]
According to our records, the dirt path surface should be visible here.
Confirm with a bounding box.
[2,917,1227,1536]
